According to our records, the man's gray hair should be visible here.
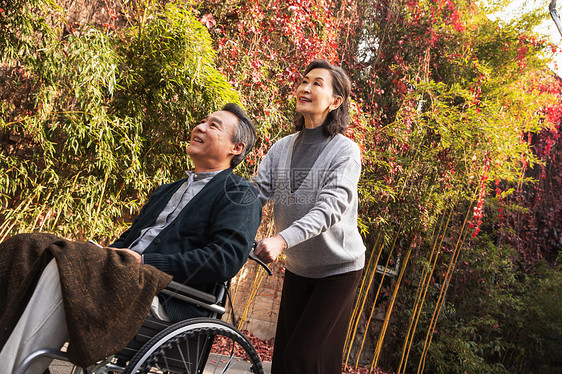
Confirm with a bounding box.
[222,103,256,168]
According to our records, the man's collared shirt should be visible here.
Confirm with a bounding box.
[129,170,222,255]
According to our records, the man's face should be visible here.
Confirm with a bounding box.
[186,110,241,171]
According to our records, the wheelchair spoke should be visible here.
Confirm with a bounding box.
[174,339,189,373]
[160,353,170,372]
[123,318,263,374]
[185,333,194,373]
[195,333,206,372]
[219,352,236,374]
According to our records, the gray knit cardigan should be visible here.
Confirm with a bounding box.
[253,133,366,278]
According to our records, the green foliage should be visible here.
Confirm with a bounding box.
[522,261,562,372]
[0,0,59,64]
[0,0,239,241]
[333,0,562,371]
[114,1,240,183]
[421,238,562,373]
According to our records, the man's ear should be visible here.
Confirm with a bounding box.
[229,142,245,156]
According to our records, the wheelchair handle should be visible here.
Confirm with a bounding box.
[249,244,273,276]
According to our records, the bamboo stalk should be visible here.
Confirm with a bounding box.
[418,233,466,373]
[225,264,246,323]
[0,190,34,235]
[398,207,452,374]
[397,213,444,373]
[352,225,404,369]
[355,244,395,370]
[90,169,111,237]
[31,192,53,233]
[233,212,277,324]
[416,204,472,373]
[48,174,82,233]
[370,232,416,372]
[0,192,37,241]
[344,231,383,367]
[237,264,266,331]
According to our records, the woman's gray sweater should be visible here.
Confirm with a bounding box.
[253,131,366,278]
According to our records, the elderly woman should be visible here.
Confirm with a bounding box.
[253,59,366,374]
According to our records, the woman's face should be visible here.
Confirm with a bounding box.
[295,68,340,125]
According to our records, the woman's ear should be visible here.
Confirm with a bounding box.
[331,96,343,111]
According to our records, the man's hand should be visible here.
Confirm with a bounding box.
[109,247,142,265]
[254,234,287,264]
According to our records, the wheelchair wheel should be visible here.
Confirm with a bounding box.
[123,317,264,374]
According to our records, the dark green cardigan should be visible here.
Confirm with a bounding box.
[111,169,262,321]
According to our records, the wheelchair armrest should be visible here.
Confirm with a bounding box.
[163,281,217,304]
[159,281,226,315]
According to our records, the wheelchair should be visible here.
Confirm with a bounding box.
[15,252,273,374]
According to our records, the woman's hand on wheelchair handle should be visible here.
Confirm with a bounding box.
[254,235,287,264]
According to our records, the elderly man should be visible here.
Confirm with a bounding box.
[0,103,262,373]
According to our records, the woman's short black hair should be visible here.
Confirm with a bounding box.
[222,103,256,168]
[294,59,352,135]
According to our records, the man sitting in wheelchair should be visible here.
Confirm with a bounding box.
[0,103,262,373]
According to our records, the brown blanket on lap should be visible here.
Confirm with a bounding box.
[0,232,172,367]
